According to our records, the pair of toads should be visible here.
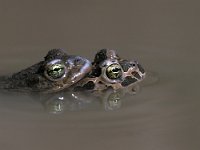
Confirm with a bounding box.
[1,48,146,93]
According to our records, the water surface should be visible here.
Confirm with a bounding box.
[0,0,199,150]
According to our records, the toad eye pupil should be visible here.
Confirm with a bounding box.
[106,64,123,80]
[53,68,60,71]
[112,68,120,72]
[47,64,65,79]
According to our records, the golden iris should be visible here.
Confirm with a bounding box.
[47,64,65,79]
[106,64,122,79]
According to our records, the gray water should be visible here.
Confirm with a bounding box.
[0,0,200,150]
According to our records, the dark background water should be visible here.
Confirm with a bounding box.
[0,0,200,150]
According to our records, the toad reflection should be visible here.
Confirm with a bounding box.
[37,84,140,114]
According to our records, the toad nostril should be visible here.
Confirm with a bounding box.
[130,63,135,66]
[112,68,120,72]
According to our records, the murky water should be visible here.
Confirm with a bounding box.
[0,0,200,150]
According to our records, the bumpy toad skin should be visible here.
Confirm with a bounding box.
[0,49,92,93]
[73,49,145,91]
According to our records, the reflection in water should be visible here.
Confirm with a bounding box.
[0,72,148,114]
[39,84,140,114]
[0,71,155,114]
[105,92,121,111]
[44,96,65,114]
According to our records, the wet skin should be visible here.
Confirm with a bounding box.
[73,49,146,91]
[0,48,145,113]
[0,49,92,93]
[0,48,145,93]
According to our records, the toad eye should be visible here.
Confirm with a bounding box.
[47,64,65,79]
[106,64,123,80]
[45,59,67,81]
